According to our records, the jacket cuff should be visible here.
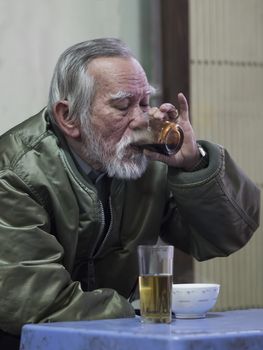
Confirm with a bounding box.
[168,140,223,186]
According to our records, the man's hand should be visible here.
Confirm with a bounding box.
[144,93,200,170]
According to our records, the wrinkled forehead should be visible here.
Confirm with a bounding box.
[88,56,152,97]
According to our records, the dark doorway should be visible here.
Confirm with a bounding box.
[140,0,193,283]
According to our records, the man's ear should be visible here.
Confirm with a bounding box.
[52,100,80,139]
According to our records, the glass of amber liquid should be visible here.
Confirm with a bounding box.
[133,115,184,156]
[137,245,174,323]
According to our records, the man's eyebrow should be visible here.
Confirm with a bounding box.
[110,91,133,100]
[110,86,156,101]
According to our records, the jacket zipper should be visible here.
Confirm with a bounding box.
[93,196,113,258]
[82,197,113,291]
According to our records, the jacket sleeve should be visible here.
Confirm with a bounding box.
[160,140,260,261]
[0,171,135,336]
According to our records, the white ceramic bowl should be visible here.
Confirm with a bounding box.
[172,283,220,319]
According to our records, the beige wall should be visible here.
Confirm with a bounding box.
[0,0,142,133]
[190,0,263,311]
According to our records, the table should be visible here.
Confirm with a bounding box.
[20,309,263,350]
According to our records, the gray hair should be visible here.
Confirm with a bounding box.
[47,38,134,125]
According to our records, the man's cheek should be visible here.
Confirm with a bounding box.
[104,125,127,143]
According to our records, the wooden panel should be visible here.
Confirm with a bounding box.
[160,0,193,283]
[160,0,190,108]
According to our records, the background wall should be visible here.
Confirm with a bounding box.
[190,0,263,311]
[0,0,142,133]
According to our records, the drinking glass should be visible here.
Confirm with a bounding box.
[137,245,174,323]
[133,113,184,156]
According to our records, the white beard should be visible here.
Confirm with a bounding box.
[80,121,149,180]
[106,134,148,179]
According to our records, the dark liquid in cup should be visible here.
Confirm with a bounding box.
[136,143,180,156]
[133,122,184,156]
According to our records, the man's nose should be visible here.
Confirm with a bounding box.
[129,108,149,130]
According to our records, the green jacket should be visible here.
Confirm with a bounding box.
[0,109,260,335]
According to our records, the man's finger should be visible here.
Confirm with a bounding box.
[178,92,188,115]
[159,103,179,121]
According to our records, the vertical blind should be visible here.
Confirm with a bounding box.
[190,0,263,310]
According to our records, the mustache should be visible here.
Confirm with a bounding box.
[118,130,150,146]
[115,130,149,159]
